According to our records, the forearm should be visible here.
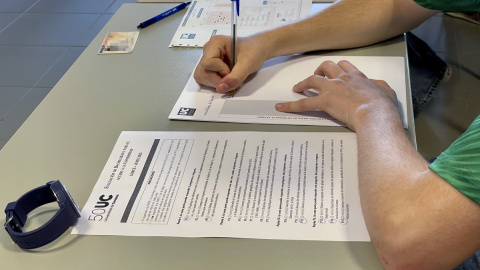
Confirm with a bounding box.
[274,55,480,270]
[355,107,480,269]
[257,0,438,59]
[355,105,430,230]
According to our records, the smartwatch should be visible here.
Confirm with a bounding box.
[4,180,81,249]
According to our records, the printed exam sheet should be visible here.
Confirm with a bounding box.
[169,0,312,47]
[73,131,370,242]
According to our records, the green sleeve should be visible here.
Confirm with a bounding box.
[413,0,480,12]
[429,115,480,205]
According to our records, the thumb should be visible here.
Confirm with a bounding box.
[216,61,252,93]
[217,75,241,94]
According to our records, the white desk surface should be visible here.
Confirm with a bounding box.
[0,3,414,269]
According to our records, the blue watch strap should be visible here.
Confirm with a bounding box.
[4,181,80,249]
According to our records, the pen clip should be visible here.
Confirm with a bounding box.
[231,0,240,16]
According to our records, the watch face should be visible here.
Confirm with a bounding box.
[62,183,81,217]
[53,181,81,217]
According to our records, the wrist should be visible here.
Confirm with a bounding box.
[249,32,278,60]
[252,24,307,60]
[353,101,403,133]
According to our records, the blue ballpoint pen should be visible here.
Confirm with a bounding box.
[231,0,240,97]
[137,2,191,29]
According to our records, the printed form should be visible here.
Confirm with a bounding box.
[73,131,369,242]
[169,0,313,47]
[169,55,408,128]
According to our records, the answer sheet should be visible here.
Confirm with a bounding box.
[169,55,408,128]
[73,131,370,242]
[169,0,312,47]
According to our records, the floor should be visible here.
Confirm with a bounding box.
[411,13,480,158]
[0,1,479,159]
[0,0,136,150]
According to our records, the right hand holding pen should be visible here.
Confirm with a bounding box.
[194,35,268,94]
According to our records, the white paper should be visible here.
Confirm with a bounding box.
[169,55,408,127]
[73,131,369,242]
[169,0,312,47]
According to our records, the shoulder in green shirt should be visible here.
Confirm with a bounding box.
[429,115,480,205]
[414,0,480,12]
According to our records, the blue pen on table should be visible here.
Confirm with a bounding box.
[230,0,239,97]
[137,1,191,30]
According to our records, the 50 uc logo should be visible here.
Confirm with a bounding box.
[88,195,113,222]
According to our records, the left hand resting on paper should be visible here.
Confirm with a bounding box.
[275,60,400,132]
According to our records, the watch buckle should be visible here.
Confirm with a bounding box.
[4,215,14,231]
[4,215,18,243]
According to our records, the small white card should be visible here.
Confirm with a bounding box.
[98,32,140,54]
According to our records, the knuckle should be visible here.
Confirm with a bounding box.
[203,42,210,51]
[319,60,335,70]
[323,60,335,66]
[205,59,224,72]
[337,73,351,81]
[193,69,205,84]
[305,75,317,82]
[351,69,366,77]
[193,71,200,82]
[282,102,292,111]
[305,75,321,85]
[210,35,222,42]
[377,79,389,87]
[295,99,308,110]
[389,88,398,98]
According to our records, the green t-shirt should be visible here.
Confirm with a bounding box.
[414,0,480,12]
[429,115,480,205]
[417,0,480,204]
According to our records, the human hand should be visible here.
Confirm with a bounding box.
[193,35,269,94]
[275,60,400,131]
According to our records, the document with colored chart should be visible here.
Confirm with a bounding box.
[169,0,313,47]
[72,131,370,242]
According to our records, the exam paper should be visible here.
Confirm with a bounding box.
[169,0,312,47]
[73,131,369,242]
[169,55,408,127]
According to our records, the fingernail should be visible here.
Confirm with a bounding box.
[218,83,230,93]
[275,103,283,111]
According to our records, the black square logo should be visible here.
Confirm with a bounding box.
[178,107,196,116]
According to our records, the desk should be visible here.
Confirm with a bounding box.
[137,0,337,3]
[0,3,414,269]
